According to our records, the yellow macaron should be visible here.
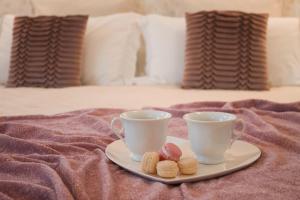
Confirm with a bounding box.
[156,160,179,178]
[178,158,198,175]
[141,152,160,174]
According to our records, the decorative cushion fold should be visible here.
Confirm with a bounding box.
[182,11,269,90]
[7,15,88,88]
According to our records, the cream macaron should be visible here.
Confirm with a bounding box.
[156,160,179,178]
[141,152,160,174]
[178,158,198,175]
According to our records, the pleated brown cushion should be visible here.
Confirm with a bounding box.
[182,11,269,90]
[7,15,88,88]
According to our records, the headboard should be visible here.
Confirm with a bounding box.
[0,0,299,17]
[0,0,33,15]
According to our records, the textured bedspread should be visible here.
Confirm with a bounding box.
[0,100,299,200]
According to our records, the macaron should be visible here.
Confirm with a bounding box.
[141,152,160,174]
[156,160,179,178]
[178,158,198,175]
[159,143,182,162]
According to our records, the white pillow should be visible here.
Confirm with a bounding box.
[0,15,14,85]
[267,18,300,86]
[139,15,300,86]
[83,13,141,85]
[31,0,138,16]
[139,15,185,84]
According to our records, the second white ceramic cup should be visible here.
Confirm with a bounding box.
[111,110,171,161]
[184,112,243,164]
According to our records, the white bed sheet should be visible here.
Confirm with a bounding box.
[0,85,299,116]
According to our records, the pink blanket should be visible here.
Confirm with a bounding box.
[0,100,299,200]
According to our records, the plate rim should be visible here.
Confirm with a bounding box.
[105,136,261,184]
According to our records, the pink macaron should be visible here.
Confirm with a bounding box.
[159,143,182,162]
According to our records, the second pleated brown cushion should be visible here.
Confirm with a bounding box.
[7,15,88,88]
[182,11,269,90]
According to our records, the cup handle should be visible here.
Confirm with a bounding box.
[230,119,245,148]
[111,117,124,142]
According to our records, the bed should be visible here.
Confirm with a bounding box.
[0,85,300,116]
[0,96,299,200]
[1,84,300,199]
[0,1,300,200]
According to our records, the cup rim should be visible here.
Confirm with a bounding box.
[120,110,172,121]
[183,111,236,123]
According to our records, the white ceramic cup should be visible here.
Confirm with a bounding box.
[184,112,244,165]
[111,110,171,161]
